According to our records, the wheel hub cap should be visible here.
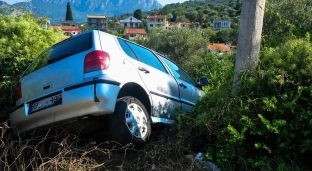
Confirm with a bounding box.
[125,103,148,138]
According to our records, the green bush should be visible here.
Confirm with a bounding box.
[178,38,312,170]
[262,0,312,47]
[0,12,65,116]
[135,27,213,79]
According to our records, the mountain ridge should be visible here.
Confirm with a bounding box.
[1,0,162,24]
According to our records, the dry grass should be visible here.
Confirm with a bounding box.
[0,121,207,171]
[0,121,123,171]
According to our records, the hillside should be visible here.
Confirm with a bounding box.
[0,0,234,24]
[7,0,162,24]
[114,0,238,24]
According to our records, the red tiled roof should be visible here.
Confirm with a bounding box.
[124,28,147,34]
[51,26,81,32]
[207,43,230,51]
[147,15,166,19]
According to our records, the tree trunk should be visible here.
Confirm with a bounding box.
[233,0,266,91]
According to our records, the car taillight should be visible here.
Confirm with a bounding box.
[14,82,22,101]
[84,50,110,73]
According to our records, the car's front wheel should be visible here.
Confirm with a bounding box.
[109,96,151,146]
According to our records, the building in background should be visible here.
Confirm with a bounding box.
[51,26,82,36]
[180,22,192,29]
[147,15,168,30]
[87,15,108,31]
[166,22,193,29]
[60,20,79,27]
[207,43,231,55]
[120,16,142,28]
[123,28,147,40]
[211,20,231,30]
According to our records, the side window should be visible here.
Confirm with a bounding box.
[161,57,196,86]
[126,41,167,73]
[117,38,137,60]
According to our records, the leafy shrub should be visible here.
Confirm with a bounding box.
[262,0,312,47]
[135,27,213,79]
[178,38,312,170]
[0,12,65,116]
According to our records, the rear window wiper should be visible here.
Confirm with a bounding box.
[48,52,74,64]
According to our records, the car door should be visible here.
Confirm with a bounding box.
[117,39,181,121]
[160,56,200,112]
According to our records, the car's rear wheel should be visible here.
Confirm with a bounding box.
[109,96,151,146]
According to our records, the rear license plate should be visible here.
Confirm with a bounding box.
[28,93,62,114]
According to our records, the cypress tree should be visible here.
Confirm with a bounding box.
[65,2,73,21]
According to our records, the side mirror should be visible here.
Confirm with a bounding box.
[199,77,209,86]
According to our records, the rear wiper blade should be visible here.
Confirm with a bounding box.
[48,52,73,64]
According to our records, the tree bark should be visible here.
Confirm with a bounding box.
[233,0,266,91]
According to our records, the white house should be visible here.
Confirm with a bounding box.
[147,15,168,30]
[120,16,142,28]
[211,20,231,30]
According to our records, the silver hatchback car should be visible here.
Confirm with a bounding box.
[10,30,208,145]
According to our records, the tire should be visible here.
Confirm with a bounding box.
[108,96,151,147]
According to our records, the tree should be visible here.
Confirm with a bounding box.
[158,5,172,15]
[0,13,65,114]
[262,0,312,47]
[137,28,211,78]
[139,19,147,30]
[185,10,198,22]
[133,9,142,20]
[233,0,266,90]
[197,12,206,28]
[216,28,238,44]
[65,2,73,21]
[79,22,88,32]
[176,15,189,22]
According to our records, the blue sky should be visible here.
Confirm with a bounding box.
[4,0,187,6]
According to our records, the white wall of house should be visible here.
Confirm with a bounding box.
[120,16,142,28]
[211,20,231,30]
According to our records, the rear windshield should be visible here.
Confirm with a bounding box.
[23,32,93,77]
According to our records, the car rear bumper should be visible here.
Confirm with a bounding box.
[9,81,120,133]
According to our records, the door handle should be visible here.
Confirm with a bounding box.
[138,67,150,73]
[179,83,187,89]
